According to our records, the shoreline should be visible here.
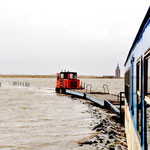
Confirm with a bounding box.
[0,74,124,79]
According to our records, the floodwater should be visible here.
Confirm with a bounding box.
[79,78,124,95]
[0,78,126,150]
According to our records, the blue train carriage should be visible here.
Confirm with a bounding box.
[124,7,150,150]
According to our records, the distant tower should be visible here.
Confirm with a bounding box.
[115,63,120,78]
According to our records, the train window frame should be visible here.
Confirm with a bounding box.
[125,68,130,105]
[136,58,142,140]
[144,48,150,150]
[137,59,141,97]
[144,48,150,105]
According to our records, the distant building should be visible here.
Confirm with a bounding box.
[115,63,120,78]
[103,75,114,78]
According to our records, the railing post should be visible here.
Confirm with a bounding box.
[120,92,122,118]
[86,84,92,93]
[119,92,125,123]
[80,82,82,88]
[103,84,109,94]
[83,83,85,89]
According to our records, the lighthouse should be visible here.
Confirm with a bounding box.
[115,63,120,78]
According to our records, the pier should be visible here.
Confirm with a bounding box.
[55,71,125,122]
[63,88,125,122]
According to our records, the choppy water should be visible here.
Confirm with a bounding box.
[0,78,125,150]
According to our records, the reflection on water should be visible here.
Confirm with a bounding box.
[0,78,125,150]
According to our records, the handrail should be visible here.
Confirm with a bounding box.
[103,84,109,94]
[13,82,30,87]
[86,84,92,93]
[118,92,125,119]
[80,82,85,89]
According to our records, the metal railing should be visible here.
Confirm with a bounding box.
[118,92,125,119]
[13,82,30,87]
[86,84,92,93]
[80,82,85,89]
[103,84,109,94]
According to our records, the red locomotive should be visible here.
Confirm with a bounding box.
[55,71,82,93]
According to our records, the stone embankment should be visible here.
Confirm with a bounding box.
[74,98,127,150]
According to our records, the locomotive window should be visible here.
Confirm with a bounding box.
[64,73,68,79]
[70,74,73,79]
[57,75,60,80]
[60,73,64,79]
[69,74,76,79]
[73,74,76,79]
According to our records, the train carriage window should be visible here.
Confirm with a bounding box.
[146,57,150,98]
[137,61,142,138]
[137,62,141,93]
[145,50,150,100]
[125,69,130,105]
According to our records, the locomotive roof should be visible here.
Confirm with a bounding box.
[124,6,150,66]
[59,71,77,74]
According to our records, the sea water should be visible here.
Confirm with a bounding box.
[0,78,126,150]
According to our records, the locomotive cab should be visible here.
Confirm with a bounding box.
[56,71,81,93]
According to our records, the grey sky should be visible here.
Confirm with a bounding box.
[0,0,149,76]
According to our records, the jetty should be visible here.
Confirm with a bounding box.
[63,88,125,122]
[55,71,125,122]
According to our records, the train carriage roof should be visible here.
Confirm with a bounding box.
[124,6,150,66]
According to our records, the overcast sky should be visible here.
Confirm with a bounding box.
[0,0,149,76]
